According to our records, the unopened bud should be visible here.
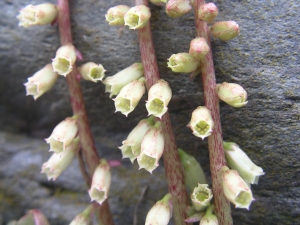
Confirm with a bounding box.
[17,3,58,28]
[145,193,172,225]
[45,116,78,154]
[88,159,111,205]
[198,3,218,23]
[200,214,218,225]
[16,209,50,225]
[78,62,106,82]
[167,53,199,73]
[178,149,207,191]
[52,44,77,76]
[210,21,240,41]
[224,141,264,184]
[24,64,58,100]
[137,122,164,173]
[185,212,205,223]
[124,5,151,30]
[150,0,166,7]
[69,205,93,225]
[221,166,254,209]
[119,117,155,162]
[105,5,130,26]
[103,62,144,98]
[41,138,79,181]
[146,79,172,118]
[216,82,248,108]
[191,184,213,211]
[166,0,192,18]
[188,106,214,140]
[189,37,210,61]
[114,78,146,116]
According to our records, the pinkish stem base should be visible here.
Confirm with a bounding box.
[135,1,190,225]
[193,0,233,224]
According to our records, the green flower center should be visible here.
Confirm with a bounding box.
[195,121,209,135]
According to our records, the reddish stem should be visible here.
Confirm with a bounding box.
[135,1,190,225]
[56,1,114,224]
[193,0,233,224]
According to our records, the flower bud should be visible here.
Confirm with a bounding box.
[188,106,214,140]
[167,53,199,73]
[17,3,58,28]
[150,0,166,7]
[124,5,151,30]
[45,117,78,154]
[78,62,106,82]
[88,159,111,205]
[52,43,77,76]
[103,62,144,98]
[224,141,264,184]
[119,117,155,163]
[16,209,50,225]
[210,21,240,41]
[146,79,172,118]
[191,184,213,211]
[166,0,192,18]
[145,193,172,225]
[198,3,218,23]
[24,64,58,100]
[216,82,248,108]
[200,214,218,225]
[189,37,210,61]
[114,79,146,116]
[137,122,164,173]
[41,138,79,181]
[105,5,130,26]
[221,166,254,209]
[178,149,207,191]
[185,212,205,223]
[69,205,93,225]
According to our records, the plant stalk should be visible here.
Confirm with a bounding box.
[135,1,190,224]
[56,1,114,224]
[193,0,233,224]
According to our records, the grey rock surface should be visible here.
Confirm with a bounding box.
[0,0,299,225]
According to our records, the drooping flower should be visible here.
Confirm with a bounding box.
[24,64,58,100]
[216,82,248,108]
[17,3,58,28]
[224,141,265,184]
[146,79,172,118]
[124,5,151,30]
[41,138,79,181]
[145,193,172,225]
[119,117,155,163]
[137,121,164,173]
[103,62,144,97]
[88,159,111,205]
[52,44,77,76]
[105,5,130,26]
[210,21,240,41]
[167,53,199,73]
[114,78,146,116]
[78,62,106,82]
[188,106,214,140]
[221,166,254,209]
[45,116,78,154]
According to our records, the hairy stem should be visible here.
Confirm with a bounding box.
[135,1,190,224]
[56,1,114,224]
[193,0,233,224]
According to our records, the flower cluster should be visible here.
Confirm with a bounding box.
[41,117,79,180]
[120,119,165,173]
[106,5,151,29]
